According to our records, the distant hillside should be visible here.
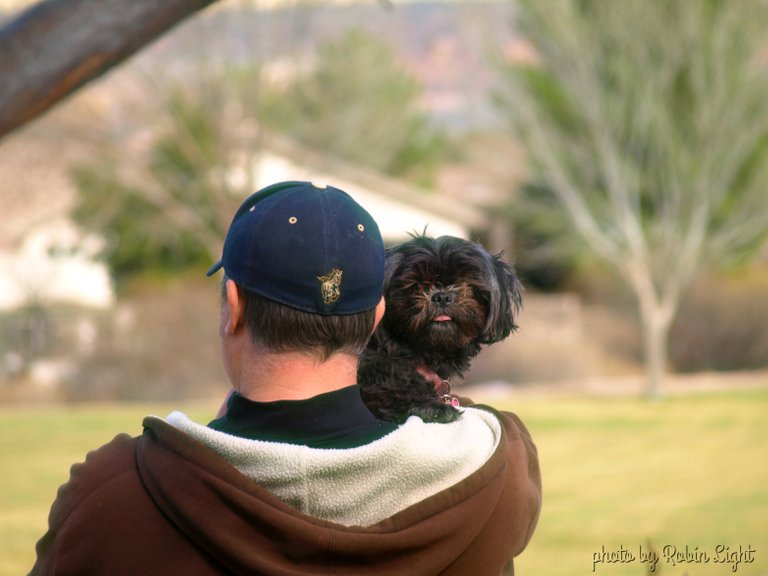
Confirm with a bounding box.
[136,0,519,131]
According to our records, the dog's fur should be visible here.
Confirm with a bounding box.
[359,234,523,423]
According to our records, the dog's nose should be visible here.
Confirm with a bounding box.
[431,291,454,307]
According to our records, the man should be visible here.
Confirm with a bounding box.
[32,181,541,575]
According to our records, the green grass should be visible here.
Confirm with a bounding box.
[0,402,217,576]
[1,390,767,576]
[502,389,768,576]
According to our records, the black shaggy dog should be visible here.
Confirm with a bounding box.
[359,234,523,424]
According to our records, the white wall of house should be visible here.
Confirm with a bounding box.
[0,217,113,310]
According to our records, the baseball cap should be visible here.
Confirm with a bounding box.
[207,180,385,315]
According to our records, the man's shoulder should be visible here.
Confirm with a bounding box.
[457,399,535,441]
[76,432,139,478]
[48,433,140,527]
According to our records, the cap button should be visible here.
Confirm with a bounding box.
[310,181,328,190]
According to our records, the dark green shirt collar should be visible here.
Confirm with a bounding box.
[208,385,397,449]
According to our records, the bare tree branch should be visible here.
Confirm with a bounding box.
[505,0,768,395]
[0,0,221,141]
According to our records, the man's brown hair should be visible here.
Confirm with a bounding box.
[223,277,376,360]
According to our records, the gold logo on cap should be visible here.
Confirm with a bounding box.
[317,268,343,304]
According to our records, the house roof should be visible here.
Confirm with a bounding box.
[253,133,489,242]
[2,112,486,249]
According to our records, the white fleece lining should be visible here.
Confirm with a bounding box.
[165,408,501,527]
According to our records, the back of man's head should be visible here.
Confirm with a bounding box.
[209,181,386,359]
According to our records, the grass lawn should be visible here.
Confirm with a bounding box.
[0,402,218,576]
[1,388,766,576]
[504,388,768,576]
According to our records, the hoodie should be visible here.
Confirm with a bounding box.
[31,402,540,575]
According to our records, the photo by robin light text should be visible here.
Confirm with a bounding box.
[591,544,756,573]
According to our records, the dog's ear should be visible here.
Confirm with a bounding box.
[480,253,523,344]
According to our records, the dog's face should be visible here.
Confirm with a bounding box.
[380,235,523,356]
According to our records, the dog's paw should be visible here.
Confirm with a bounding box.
[407,402,462,424]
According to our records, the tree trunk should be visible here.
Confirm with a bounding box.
[626,263,677,398]
[0,0,221,141]
[640,306,672,398]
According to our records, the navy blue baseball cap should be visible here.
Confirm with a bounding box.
[207,181,385,315]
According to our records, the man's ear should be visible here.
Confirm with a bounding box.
[372,296,386,333]
[224,279,244,335]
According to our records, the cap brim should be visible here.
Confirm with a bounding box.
[206,260,223,276]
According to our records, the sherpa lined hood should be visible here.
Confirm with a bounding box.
[32,404,540,576]
[136,406,540,575]
[164,408,499,527]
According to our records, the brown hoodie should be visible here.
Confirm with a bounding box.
[31,404,540,575]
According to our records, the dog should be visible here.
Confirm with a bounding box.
[358,234,523,423]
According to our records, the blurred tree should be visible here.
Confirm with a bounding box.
[259,28,454,186]
[503,181,585,292]
[72,74,260,283]
[73,26,451,283]
[498,0,768,395]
